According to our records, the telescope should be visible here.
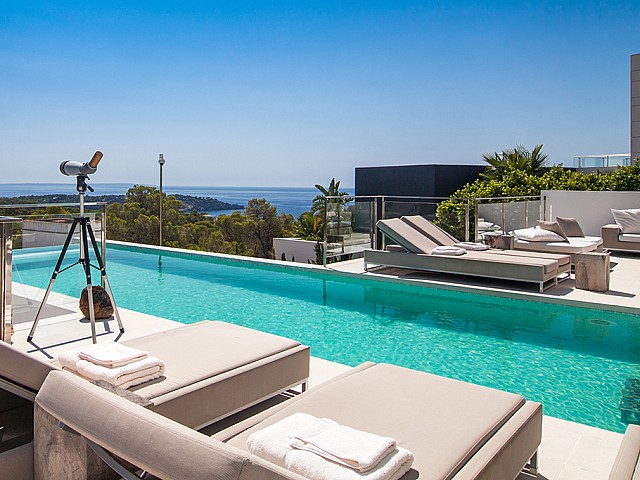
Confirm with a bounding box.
[29,149,124,344]
[59,151,103,176]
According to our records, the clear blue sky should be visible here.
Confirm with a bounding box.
[1,1,638,187]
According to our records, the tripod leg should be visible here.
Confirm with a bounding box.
[81,218,97,344]
[87,222,124,333]
[28,219,81,342]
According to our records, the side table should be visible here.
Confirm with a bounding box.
[574,251,610,292]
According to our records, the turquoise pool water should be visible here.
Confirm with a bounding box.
[13,243,640,433]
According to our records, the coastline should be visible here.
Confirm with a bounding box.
[0,183,354,218]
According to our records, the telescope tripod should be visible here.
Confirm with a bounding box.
[28,175,124,344]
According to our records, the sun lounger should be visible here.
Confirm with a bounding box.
[0,320,309,429]
[367,218,570,292]
[400,215,573,261]
[400,215,573,263]
[34,362,542,480]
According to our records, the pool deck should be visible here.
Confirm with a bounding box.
[328,250,640,315]
[10,269,631,480]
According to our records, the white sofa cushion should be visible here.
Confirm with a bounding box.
[611,208,640,234]
[619,233,640,243]
[513,227,566,242]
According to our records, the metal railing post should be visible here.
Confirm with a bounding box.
[474,199,479,242]
[101,205,107,287]
[464,201,470,242]
[370,198,375,249]
[502,200,507,235]
[322,197,328,266]
[1,217,21,343]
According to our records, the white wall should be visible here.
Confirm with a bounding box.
[542,190,640,235]
[273,238,318,264]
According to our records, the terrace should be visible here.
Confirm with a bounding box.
[1,194,640,480]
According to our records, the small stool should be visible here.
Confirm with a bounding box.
[574,251,610,292]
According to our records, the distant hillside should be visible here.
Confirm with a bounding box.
[0,193,244,212]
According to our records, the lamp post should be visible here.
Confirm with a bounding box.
[158,154,165,246]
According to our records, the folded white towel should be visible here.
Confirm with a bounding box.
[291,423,396,473]
[430,246,466,256]
[77,342,149,368]
[247,413,413,480]
[58,350,165,389]
[453,242,490,251]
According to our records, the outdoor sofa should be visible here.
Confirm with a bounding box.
[0,320,309,477]
[34,362,543,480]
[365,218,571,292]
[513,235,603,260]
[602,224,640,253]
[506,217,603,261]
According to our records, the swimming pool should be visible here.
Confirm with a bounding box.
[13,243,640,433]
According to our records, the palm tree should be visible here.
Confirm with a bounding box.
[311,178,351,215]
[480,144,549,180]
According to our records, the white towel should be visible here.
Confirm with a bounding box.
[430,246,466,256]
[453,242,490,251]
[247,413,413,480]
[58,350,165,389]
[77,342,149,368]
[291,423,397,473]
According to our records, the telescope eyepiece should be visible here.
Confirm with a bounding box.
[88,151,103,169]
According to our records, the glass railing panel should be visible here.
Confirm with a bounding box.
[383,197,465,241]
[0,203,105,253]
[323,196,374,264]
[475,197,541,241]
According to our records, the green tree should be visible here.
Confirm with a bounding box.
[107,186,297,259]
[480,144,549,181]
[245,199,295,258]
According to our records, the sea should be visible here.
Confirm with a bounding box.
[0,183,354,218]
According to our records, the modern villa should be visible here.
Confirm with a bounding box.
[0,54,639,480]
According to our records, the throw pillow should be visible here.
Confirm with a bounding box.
[513,227,566,242]
[537,220,569,241]
[611,208,640,234]
[555,217,585,237]
[477,221,500,231]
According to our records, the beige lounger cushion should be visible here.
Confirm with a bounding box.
[378,218,439,254]
[490,249,572,268]
[219,363,542,480]
[123,321,310,428]
[401,215,459,246]
[0,341,58,393]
